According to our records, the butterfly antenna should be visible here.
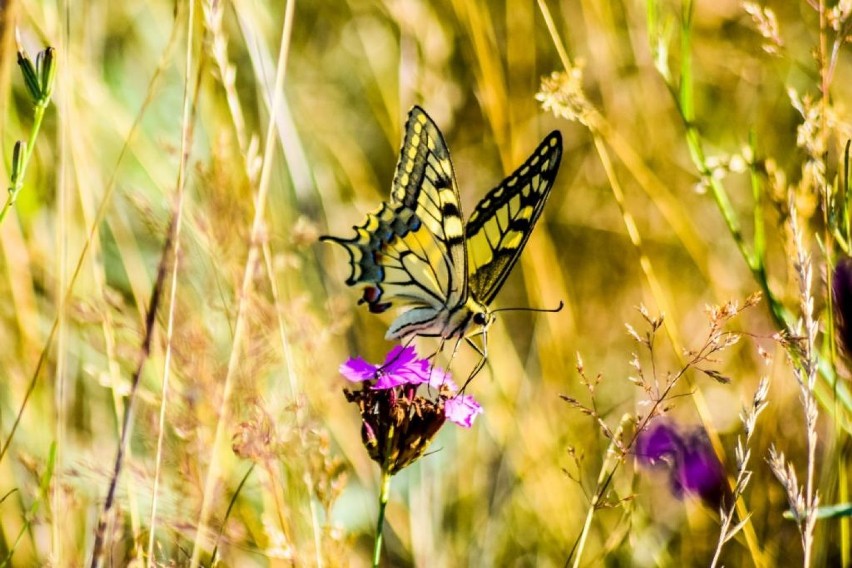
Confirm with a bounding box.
[491,300,564,315]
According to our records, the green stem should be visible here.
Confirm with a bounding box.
[672,5,852,424]
[372,470,392,568]
[570,437,619,568]
[0,101,49,225]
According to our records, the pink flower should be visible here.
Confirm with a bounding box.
[340,345,429,389]
[426,369,482,428]
[339,345,484,473]
[428,367,456,390]
[445,395,483,428]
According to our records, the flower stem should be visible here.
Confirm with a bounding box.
[372,470,392,568]
[0,94,50,223]
[0,100,49,225]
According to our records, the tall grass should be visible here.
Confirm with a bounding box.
[0,0,849,565]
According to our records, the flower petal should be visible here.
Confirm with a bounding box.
[339,357,377,383]
[382,345,419,373]
[636,420,682,465]
[428,367,457,391]
[373,372,410,389]
[445,395,483,428]
[372,345,431,387]
[674,432,728,509]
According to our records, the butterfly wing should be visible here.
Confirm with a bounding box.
[389,106,466,296]
[321,106,469,339]
[465,131,562,305]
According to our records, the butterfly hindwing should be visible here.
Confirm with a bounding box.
[322,107,469,339]
[465,131,563,305]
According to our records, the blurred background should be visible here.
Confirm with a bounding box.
[0,0,849,565]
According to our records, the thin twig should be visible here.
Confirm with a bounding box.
[147,4,202,557]
[90,204,179,567]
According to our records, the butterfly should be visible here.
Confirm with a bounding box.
[321,106,562,342]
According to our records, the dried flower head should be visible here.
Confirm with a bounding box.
[232,402,277,463]
[743,2,784,55]
[340,345,482,474]
[536,65,594,127]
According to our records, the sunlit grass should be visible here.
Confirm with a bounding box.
[0,0,849,566]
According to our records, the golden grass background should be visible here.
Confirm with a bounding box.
[0,0,849,565]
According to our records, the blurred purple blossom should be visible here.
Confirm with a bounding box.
[636,419,681,465]
[675,433,728,508]
[636,420,728,509]
[833,256,852,356]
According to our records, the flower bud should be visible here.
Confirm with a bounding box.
[10,140,26,189]
[37,47,57,103]
[17,49,41,102]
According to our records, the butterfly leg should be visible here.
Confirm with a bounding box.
[421,338,445,363]
[448,335,465,364]
[425,338,449,394]
[428,336,464,392]
[459,327,489,392]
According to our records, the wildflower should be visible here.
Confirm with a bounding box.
[340,344,428,389]
[340,345,482,474]
[636,420,728,509]
[832,256,852,356]
[445,395,483,428]
[675,431,729,509]
[536,65,594,127]
[636,419,681,465]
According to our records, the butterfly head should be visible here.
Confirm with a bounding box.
[463,297,495,336]
[472,309,493,330]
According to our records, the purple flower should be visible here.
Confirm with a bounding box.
[339,345,429,388]
[674,432,728,508]
[339,357,379,383]
[636,420,728,509]
[636,420,681,466]
[833,256,852,356]
[339,345,484,473]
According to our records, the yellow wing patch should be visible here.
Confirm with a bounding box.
[465,132,563,305]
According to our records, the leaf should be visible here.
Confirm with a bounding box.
[724,512,753,543]
[700,368,731,384]
[781,502,852,521]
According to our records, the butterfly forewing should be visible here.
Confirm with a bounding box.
[465,131,563,305]
[390,108,467,301]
